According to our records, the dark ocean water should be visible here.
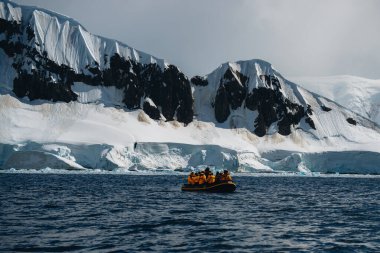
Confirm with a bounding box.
[0,173,379,252]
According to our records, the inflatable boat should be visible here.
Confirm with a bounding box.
[181,181,236,193]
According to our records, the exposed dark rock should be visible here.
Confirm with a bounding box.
[222,68,248,110]
[245,92,257,111]
[0,40,24,57]
[347,117,357,125]
[213,71,309,136]
[26,25,34,41]
[214,68,249,123]
[247,88,279,136]
[0,19,24,57]
[306,104,313,115]
[321,105,332,112]
[260,75,281,90]
[225,67,248,84]
[214,85,230,123]
[191,76,208,86]
[163,65,194,124]
[88,55,194,124]
[245,75,311,136]
[13,70,78,102]
[278,106,305,135]
[305,117,316,130]
[0,19,21,36]
[143,101,161,120]
[253,114,267,137]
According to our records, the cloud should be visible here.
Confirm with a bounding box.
[13,0,380,78]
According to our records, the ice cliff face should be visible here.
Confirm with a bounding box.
[0,0,193,124]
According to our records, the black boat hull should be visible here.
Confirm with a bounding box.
[181,181,236,193]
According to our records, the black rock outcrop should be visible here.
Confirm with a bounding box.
[143,101,161,120]
[0,18,193,124]
[321,105,332,112]
[213,70,316,136]
[347,118,357,125]
[214,68,248,122]
[191,76,208,86]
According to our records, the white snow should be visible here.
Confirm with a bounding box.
[290,75,380,126]
[1,92,379,173]
[72,82,124,106]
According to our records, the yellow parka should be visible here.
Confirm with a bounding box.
[198,174,207,184]
[221,173,232,181]
[206,175,215,184]
[220,173,232,181]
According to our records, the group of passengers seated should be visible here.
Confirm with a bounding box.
[187,167,232,185]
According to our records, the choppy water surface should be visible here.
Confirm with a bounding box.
[1,174,379,252]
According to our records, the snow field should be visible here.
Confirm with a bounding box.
[1,93,380,174]
[291,75,380,126]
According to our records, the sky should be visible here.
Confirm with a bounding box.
[13,0,380,79]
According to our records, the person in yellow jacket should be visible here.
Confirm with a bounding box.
[187,172,195,185]
[192,172,200,184]
[206,172,215,184]
[198,172,207,185]
[226,172,232,181]
[221,170,232,181]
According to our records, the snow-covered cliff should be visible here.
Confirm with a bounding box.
[0,0,193,124]
[192,60,379,141]
[1,0,379,173]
